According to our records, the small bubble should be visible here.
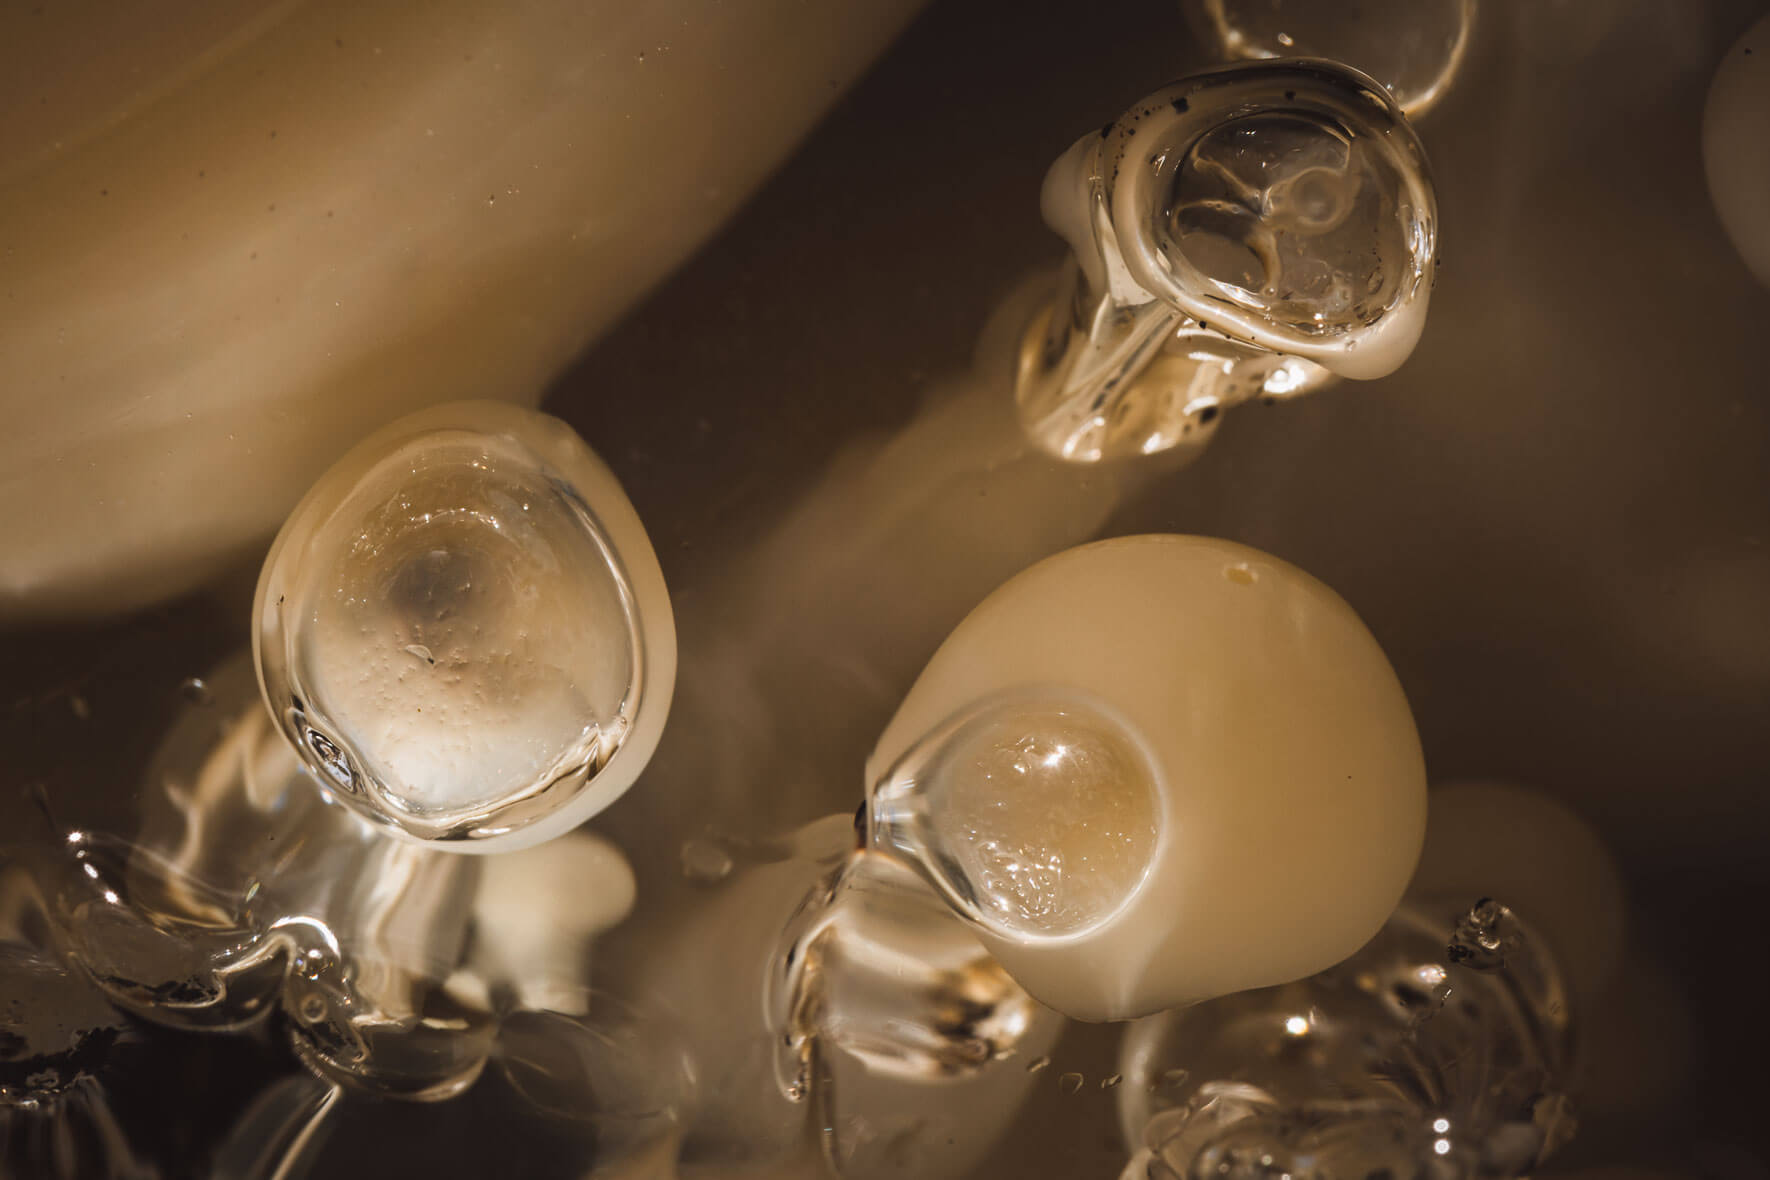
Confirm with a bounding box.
[1059,1071,1085,1095]
[179,677,214,706]
[1100,1073,1122,1090]
[679,839,734,885]
[1026,1055,1051,1074]
[402,643,436,667]
[1224,564,1257,585]
[297,993,326,1022]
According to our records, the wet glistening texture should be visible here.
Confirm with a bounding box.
[1016,60,1436,463]
[255,402,676,850]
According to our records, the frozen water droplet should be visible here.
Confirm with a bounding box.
[679,839,734,885]
[870,690,1159,938]
[1017,61,1435,463]
[254,403,676,850]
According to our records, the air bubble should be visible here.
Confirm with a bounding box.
[254,402,676,850]
[869,692,1159,938]
[1016,61,1436,463]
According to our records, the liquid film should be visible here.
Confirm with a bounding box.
[255,401,673,847]
[1017,60,1436,463]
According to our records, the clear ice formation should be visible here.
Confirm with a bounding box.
[636,818,1062,1179]
[868,535,1427,1021]
[255,401,676,851]
[1114,897,1575,1180]
[1016,60,1437,463]
[17,654,645,1103]
[1111,780,1621,1178]
[1181,0,1478,118]
[0,929,152,1178]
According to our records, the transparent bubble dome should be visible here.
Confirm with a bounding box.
[873,693,1161,939]
[255,402,675,851]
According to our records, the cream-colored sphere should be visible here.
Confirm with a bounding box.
[868,535,1426,1021]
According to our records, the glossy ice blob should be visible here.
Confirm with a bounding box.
[1181,0,1477,118]
[640,819,1063,1180]
[255,401,675,851]
[1017,61,1436,463]
[1115,899,1575,1180]
[1112,781,1621,1179]
[868,536,1427,1021]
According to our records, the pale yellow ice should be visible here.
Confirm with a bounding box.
[870,535,1427,1022]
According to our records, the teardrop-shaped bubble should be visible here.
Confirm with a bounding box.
[870,692,1160,938]
[254,402,675,852]
[866,536,1426,1022]
[1182,0,1477,118]
[1017,61,1436,464]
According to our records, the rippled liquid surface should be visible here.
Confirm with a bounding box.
[261,424,643,838]
[873,696,1159,938]
[1167,113,1409,335]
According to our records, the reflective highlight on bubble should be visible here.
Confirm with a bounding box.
[1116,900,1573,1180]
[868,691,1160,938]
[1017,61,1436,463]
[255,401,674,849]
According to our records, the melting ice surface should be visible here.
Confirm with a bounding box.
[255,401,675,849]
[1017,61,1437,463]
[873,695,1160,938]
[866,536,1428,1022]
[1116,899,1575,1180]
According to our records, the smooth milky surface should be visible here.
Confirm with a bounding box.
[869,535,1427,1021]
